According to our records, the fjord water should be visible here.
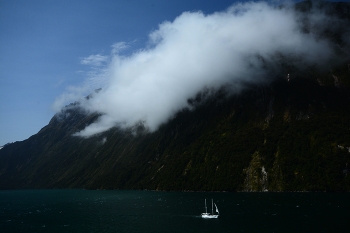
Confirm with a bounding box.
[1,190,348,233]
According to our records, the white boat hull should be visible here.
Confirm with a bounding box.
[201,213,219,219]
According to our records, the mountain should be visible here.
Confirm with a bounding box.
[1,1,350,191]
[1,64,349,191]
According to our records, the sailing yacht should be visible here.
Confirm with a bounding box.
[201,199,219,218]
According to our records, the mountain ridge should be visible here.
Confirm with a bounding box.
[1,1,350,191]
[1,63,349,191]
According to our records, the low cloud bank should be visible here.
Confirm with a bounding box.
[54,1,349,137]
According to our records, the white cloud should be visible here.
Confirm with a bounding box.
[80,54,108,67]
[111,42,130,55]
[52,85,87,112]
[55,1,346,137]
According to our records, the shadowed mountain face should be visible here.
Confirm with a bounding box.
[1,64,350,191]
[1,1,350,191]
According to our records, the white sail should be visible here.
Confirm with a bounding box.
[214,203,219,214]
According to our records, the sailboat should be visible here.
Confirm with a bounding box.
[201,199,219,218]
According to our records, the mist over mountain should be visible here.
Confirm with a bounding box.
[54,0,350,138]
[1,1,350,191]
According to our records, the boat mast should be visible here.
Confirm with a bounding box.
[211,199,213,214]
[205,199,207,213]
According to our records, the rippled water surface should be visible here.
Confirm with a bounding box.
[1,190,349,232]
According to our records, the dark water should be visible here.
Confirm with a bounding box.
[0,190,349,233]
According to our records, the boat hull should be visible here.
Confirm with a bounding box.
[201,213,219,219]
